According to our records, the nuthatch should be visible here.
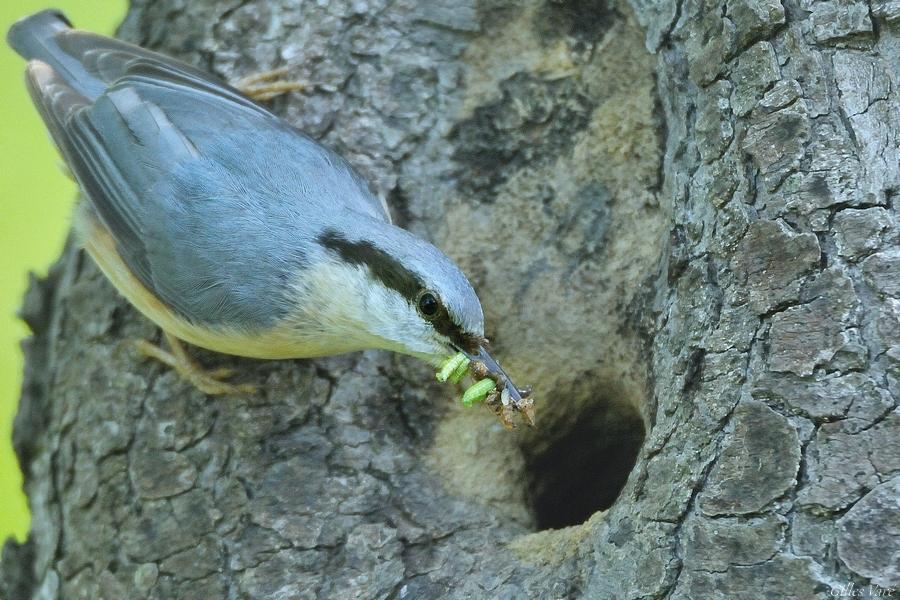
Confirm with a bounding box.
[9,10,533,423]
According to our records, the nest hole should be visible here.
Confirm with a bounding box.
[523,398,645,530]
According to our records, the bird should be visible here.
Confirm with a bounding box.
[8,9,532,422]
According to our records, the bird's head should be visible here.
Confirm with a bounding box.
[285,214,531,412]
[311,218,487,365]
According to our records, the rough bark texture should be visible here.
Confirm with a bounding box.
[2,0,899,598]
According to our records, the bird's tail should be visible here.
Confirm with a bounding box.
[7,10,107,101]
[7,9,72,62]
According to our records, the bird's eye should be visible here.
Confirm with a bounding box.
[417,291,440,319]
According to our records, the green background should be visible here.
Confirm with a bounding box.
[0,1,125,545]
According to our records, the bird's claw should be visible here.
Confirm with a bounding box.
[232,67,310,102]
[133,335,257,396]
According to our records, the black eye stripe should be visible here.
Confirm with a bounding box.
[317,229,482,351]
[318,230,420,300]
[430,307,483,353]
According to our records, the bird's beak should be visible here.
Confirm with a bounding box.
[463,344,535,426]
[465,345,525,401]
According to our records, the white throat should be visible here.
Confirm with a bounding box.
[283,259,439,358]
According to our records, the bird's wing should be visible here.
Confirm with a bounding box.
[26,63,298,327]
[26,63,182,306]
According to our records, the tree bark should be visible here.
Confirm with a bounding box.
[3,0,898,598]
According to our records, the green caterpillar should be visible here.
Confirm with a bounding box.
[436,352,496,406]
[461,379,496,406]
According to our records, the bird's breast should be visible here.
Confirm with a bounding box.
[75,206,359,360]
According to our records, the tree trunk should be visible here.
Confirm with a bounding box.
[3,0,898,598]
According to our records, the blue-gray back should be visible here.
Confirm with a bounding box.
[10,11,389,327]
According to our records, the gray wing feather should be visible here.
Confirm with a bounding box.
[25,65,158,288]
[30,69,305,326]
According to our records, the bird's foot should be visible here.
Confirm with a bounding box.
[232,67,309,102]
[134,332,257,396]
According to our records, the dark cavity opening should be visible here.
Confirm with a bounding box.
[523,399,645,530]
